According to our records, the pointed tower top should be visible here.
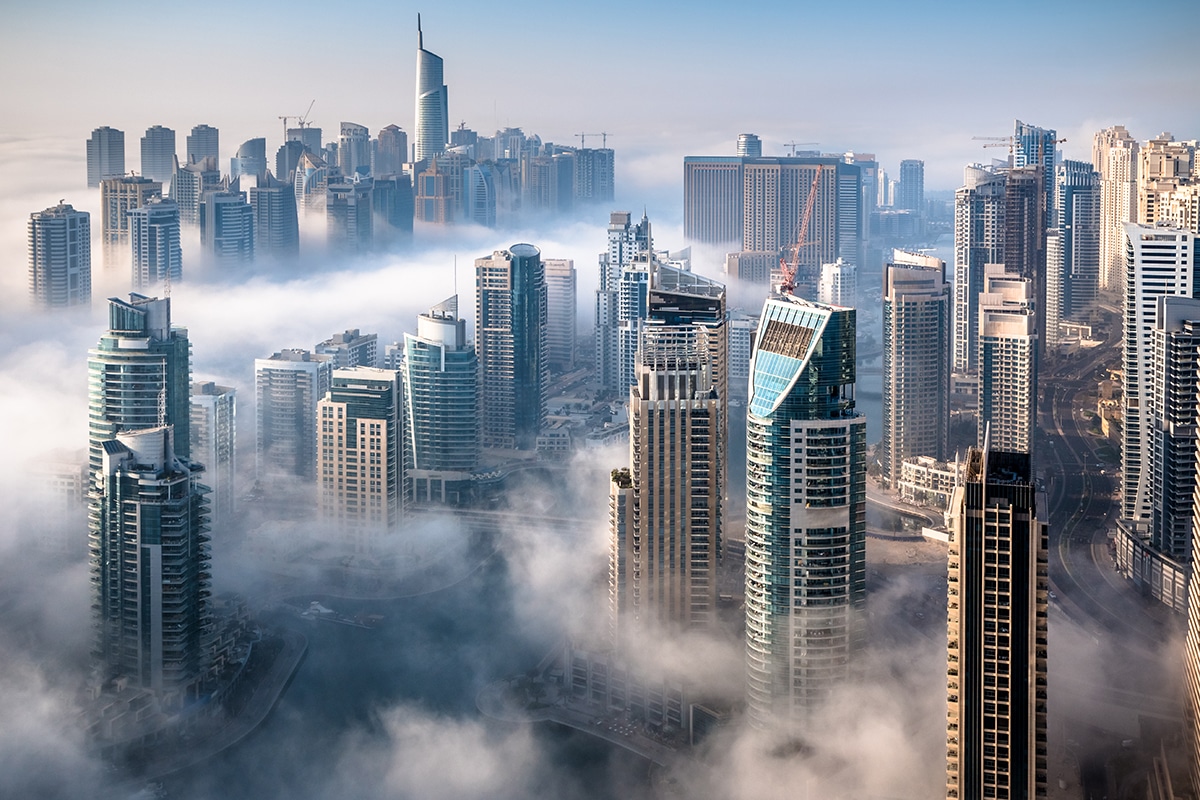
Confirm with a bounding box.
[418,13,423,49]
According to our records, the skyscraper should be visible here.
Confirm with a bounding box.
[246,171,300,259]
[616,281,726,636]
[1146,296,1200,612]
[744,294,865,729]
[413,157,453,223]
[977,266,1037,453]
[475,244,548,450]
[596,211,654,393]
[200,190,254,265]
[1046,160,1100,346]
[1003,167,1047,357]
[953,164,1006,376]
[315,329,378,368]
[371,173,415,243]
[1013,118,1057,226]
[317,368,404,551]
[1092,126,1139,292]
[255,349,332,483]
[573,147,615,203]
[170,156,223,226]
[376,124,408,175]
[287,125,322,154]
[337,122,371,177]
[190,381,236,525]
[293,150,331,216]
[87,126,125,188]
[544,258,577,373]
[229,137,267,181]
[464,163,497,227]
[89,296,209,705]
[897,159,924,213]
[128,196,182,290]
[1138,134,1195,225]
[101,175,162,268]
[414,15,448,163]
[945,441,1048,800]
[737,133,762,158]
[818,258,856,307]
[402,296,479,505]
[275,139,307,185]
[186,124,219,164]
[28,202,91,309]
[1120,223,1200,526]
[140,125,176,185]
[326,175,373,252]
[881,251,949,489]
[683,157,743,245]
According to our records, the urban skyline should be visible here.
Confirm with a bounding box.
[3,3,1200,799]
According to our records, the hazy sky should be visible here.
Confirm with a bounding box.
[3,0,1198,194]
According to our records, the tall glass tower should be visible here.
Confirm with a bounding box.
[28,202,91,309]
[402,295,479,505]
[744,294,865,729]
[413,15,448,163]
[88,295,209,707]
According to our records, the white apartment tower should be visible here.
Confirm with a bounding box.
[978,265,1037,454]
[1092,126,1139,292]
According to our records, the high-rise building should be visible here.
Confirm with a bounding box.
[28,202,91,309]
[1093,126,1139,292]
[414,15,448,163]
[87,126,125,188]
[1138,133,1196,225]
[245,171,300,259]
[200,189,254,264]
[1120,223,1200,525]
[338,122,371,177]
[727,310,758,403]
[230,137,267,181]
[945,442,1048,800]
[315,328,377,368]
[544,258,577,373]
[953,164,1006,375]
[190,381,236,525]
[683,157,744,245]
[128,196,182,290]
[615,290,725,637]
[597,211,654,393]
[1013,118,1058,227]
[101,175,162,267]
[818,258,856,307]
[413,158,453,223]
[371,173,415,243]
[255,349,332,483]
[475,244,548,450]
[275,139,307,185]
[744,294,866,729]
[737,133,762,158]
[288,126,322,154]
[881,252,950,488]
[1004,167,1047,356]
[317,368,404,551]
[1046,160,1100,346]
[186,124,219,165]
[140,125,176,185]
[376,125,408,175]
[463,163,497,227]
[402,296,478,505]
[88,296,208,705]
[573,147,615,203]
[897,159,924,213]
[1148,297,1200,603]
[91,426,210,707]
[293,150,331,216]
[977,266,1037,453]
[327,175,373,252]
[170,156,223,226]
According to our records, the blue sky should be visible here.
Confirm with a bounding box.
[2,0,1198,194]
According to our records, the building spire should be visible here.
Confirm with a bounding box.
[417,13,423,49]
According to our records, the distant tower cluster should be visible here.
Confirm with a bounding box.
[28,202,91,309]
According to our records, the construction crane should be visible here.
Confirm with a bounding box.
[279,99,317,142]
[778,165,823,295]
[973,134,1067,164]
[575,132,611,148]
[785,141,819,157]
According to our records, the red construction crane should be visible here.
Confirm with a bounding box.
[778,164,822,295]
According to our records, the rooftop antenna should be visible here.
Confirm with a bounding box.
[417,13,423,48]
